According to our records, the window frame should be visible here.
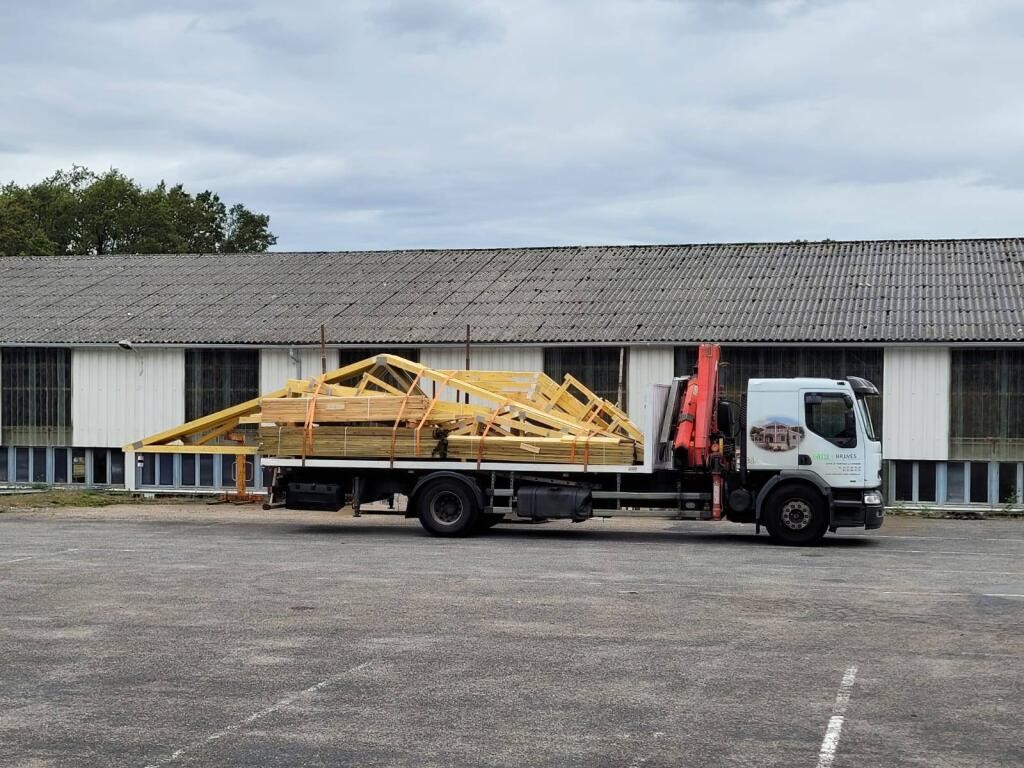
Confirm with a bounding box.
[804,391,858,449]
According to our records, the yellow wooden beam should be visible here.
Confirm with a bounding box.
[192,418,241,446]
[122,389,284,451]
[377,355,617,437]
[134,445,259,455]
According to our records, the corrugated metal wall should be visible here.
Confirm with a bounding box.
[883,347,950,460]
[72,348,185,448]
[419,346,544,402]
[260,348,339,393]
[627,347,674,426]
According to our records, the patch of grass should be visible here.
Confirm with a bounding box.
[0,489,132,512]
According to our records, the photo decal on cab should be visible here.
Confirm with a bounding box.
[749,417,805,452]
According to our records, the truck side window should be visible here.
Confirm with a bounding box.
[804,393,857,448]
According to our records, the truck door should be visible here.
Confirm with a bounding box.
[799,390,864,487]
[745,388,800,470]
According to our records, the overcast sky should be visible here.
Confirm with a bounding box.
[2,0,1023,251]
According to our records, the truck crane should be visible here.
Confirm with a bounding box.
[264,343,884,545]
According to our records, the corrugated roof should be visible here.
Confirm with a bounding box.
[0,238,1021,345]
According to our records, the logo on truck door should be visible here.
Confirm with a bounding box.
[749,417,805,452]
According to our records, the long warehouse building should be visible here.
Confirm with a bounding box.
[0,238,1021,509]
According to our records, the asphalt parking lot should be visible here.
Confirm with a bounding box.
[1,505,1022,768]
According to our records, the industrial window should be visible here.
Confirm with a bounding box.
[181,454,196,486]
[109,452,125,485]
[140,454,156,486]
[0,347,72,445]
[53,448,68,484]
[893,460,913,501]
[159,455,174,485]
[184,349,260,422]
[14,447,29,482]
[222,454,254,488]
[93,449,108,485]
[950,349,1024,460]
[199,455,215,486]
[999,463,1020,505]
[72,448,86,483]
[805,393,857,448]
[32,447,47,483]
[970,462,989,504]
[946,463,965,503]
[674,346,883,434]
[544,347,628,406]
[918,461,937,502]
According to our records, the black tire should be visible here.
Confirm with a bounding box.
[763,485,829,546]
[416,479,480,537]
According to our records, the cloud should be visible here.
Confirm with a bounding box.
[2,0,1023,250]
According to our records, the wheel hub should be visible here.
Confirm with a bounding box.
[431,491,463,524]
[780,499,813,530]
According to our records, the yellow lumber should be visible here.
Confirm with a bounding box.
[135,445,259,455]
[377,355,618,438]
[261,395,429,423]
[123,390,280,451]
[128,353,645,466]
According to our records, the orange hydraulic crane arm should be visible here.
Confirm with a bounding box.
[672,343,721,467]
[672,343,725,520]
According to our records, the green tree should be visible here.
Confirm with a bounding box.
[0,166,277,257]
[223,203,276,252]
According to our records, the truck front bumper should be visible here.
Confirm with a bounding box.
[831,490,885,530]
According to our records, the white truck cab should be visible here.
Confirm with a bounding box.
[744,376,884,539]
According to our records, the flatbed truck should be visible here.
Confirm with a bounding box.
[265,345,884,545]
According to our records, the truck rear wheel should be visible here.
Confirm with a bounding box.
[763,485,829,546]
[416,479,479,537]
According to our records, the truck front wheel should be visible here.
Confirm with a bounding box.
[416,479,479,537]
[763,485,829,546]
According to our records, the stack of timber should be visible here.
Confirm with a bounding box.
[254,354,644,467]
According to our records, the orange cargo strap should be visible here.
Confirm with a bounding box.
[302,379,325,465]
[390,372,422,467]
[477,398,510,470]
[415,373,453,456]
[569,430,593,471]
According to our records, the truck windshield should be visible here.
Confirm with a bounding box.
[855,396,877,441]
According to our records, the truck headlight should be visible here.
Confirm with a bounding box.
[863,491,883,506]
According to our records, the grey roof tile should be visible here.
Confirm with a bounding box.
[0,239,1021,345]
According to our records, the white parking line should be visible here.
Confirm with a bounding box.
[0,548,79,565]
[141,660,373,766]
[816,665,858,768]
[841,534,1024,544]
[867,549,1019,557]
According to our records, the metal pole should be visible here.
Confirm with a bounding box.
[616,346,625,408]
[464,324,471,405]
[320,324,327,375]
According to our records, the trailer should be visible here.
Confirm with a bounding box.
[127,345,883,545]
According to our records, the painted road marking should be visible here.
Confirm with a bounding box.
[0,548,79,566]
[141,660,373,767]
[840,534,1024,544]
[816,665,858,768]
[864,549,1020,557]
